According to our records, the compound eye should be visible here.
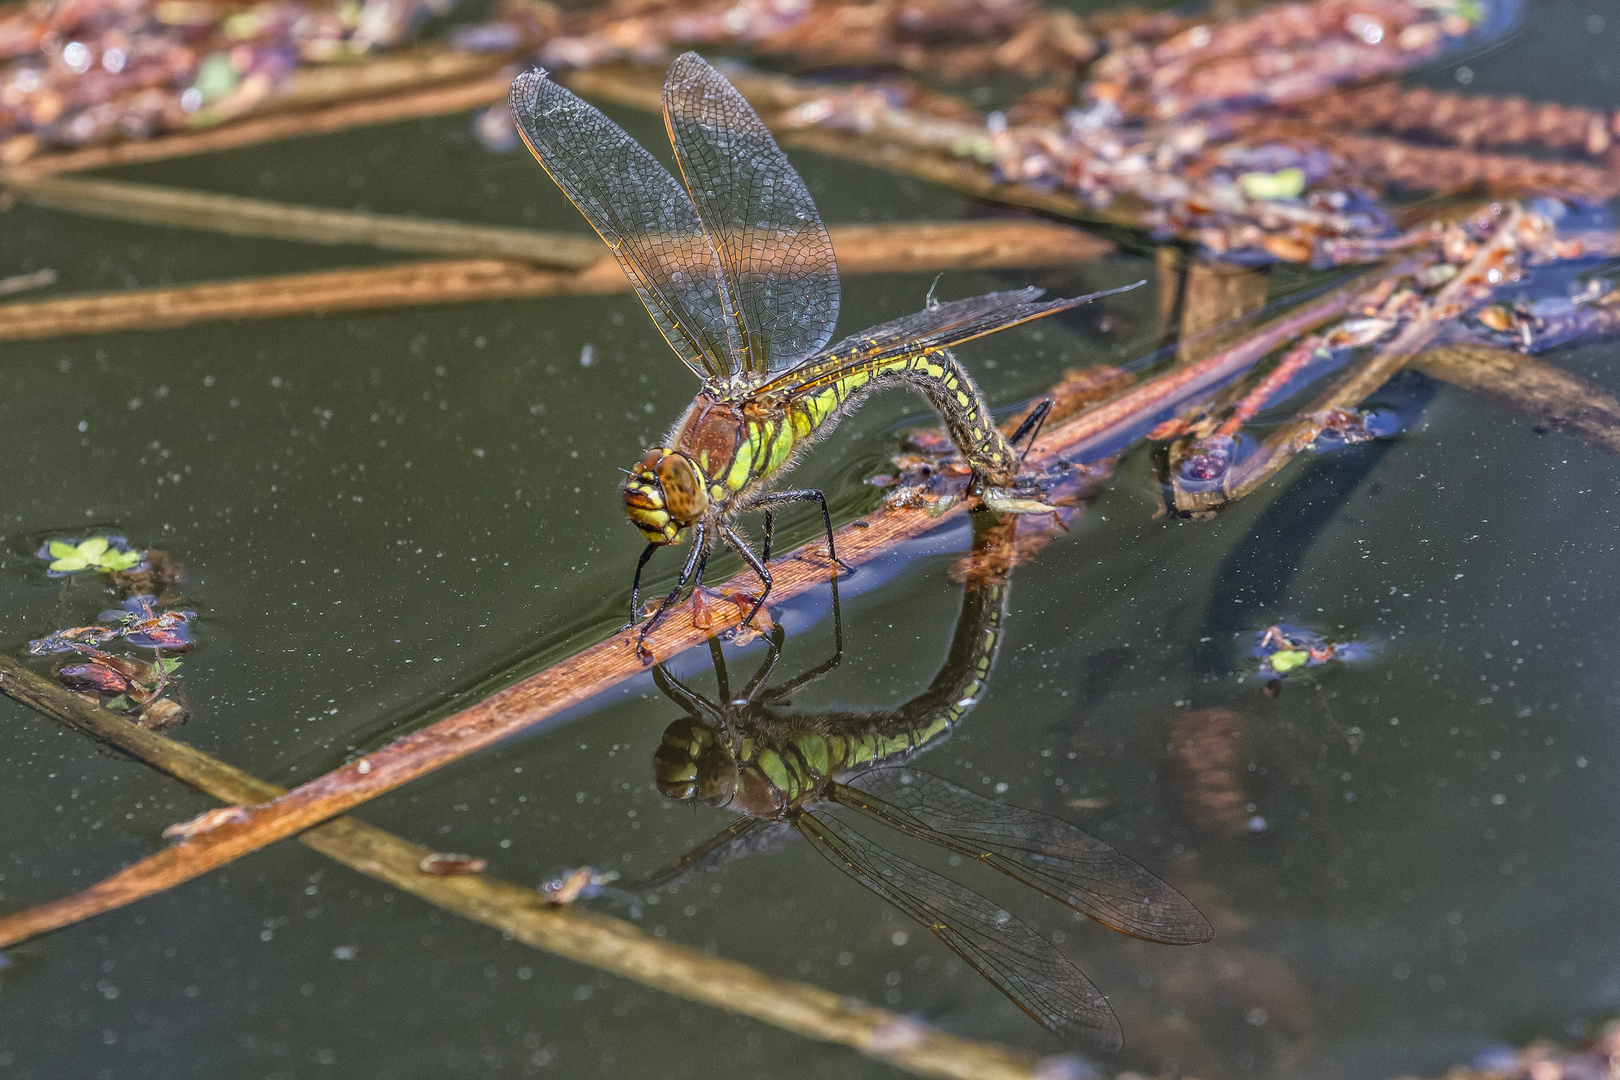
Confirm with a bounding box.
[656,455,708,523]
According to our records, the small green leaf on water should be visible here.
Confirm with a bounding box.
[1240,168,1306,201]
[155,658,184,674]
[104,694,133,711]
[49,553,92,572]
[79,536,110,559]
[48,540,78,559]
[1270,649,1309,673]
[101,548,143,571]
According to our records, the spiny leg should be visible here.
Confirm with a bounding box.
[637,524,709,656]
[1008,397,1054,465]
[753,488,852,570]
[763,571,844,704]
[737,624,787,703]
[708,635,731,702]
[625,542,659,629]
[719,524,772,632]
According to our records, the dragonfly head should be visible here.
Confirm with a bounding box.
[622,447,711,544]
[653,716,738,807]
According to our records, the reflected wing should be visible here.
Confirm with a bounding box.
[510,68,738,381]
[797,810,1122,1049]
[663,52,840,378]
[840,769,1212,946]
[622,817,796,896]
[754,282,1140,397]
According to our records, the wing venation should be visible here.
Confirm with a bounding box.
[663,52,840,378]
[509,68,738,380]
[797,810,1123,1049]
[842,768,1213,945]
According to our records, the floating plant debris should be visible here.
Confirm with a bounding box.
[0,0,453,157]
[37,534,144,575]
[1252,623,1368,679]
[540,866,620,906]
[96,594,196,651]
[418,852,489,876]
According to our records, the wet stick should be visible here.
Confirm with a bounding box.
[4,175,606,267]
[0,220,1112,342]
[0,316,1332,948]
[1412,343,1620,456]
[0,658,1048,1080]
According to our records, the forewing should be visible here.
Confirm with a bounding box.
[510,68,737,380]
[797,810,1122,1049]
[663,52,840,377]
[843,769,1213,946]
[757,283,1141,397]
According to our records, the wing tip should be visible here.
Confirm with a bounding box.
[508,66,553,109]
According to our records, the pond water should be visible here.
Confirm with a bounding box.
[2,0,1619,1076]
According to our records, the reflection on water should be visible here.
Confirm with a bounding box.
[632,516,1212,1049]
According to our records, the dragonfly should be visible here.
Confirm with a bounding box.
[509,54,1134,650]
[634,518,1212,1048]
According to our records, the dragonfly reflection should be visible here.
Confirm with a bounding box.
[633,520,1212,1049]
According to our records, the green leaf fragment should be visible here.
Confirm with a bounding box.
[48,540,78,559]
[49,554,92,572]
[98,548,143,572]
[1269,649,1309,673]
[1239,168,1306,201]
[79,536,110,558]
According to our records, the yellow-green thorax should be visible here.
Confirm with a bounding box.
[621,345,1011,544]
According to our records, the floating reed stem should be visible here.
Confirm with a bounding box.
[0,219,1112,342]
[4,174,606,267]
[1176,211,1527,510]
[0,656,1048,1080]
[0,271,1388,946]
[1411,343,1620,455]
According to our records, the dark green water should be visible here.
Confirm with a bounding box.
[3,2,1620,1076]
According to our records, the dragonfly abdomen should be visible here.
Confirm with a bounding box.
[775,348,1023,487]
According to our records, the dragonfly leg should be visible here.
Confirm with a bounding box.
[752,489,852,571]
[636,525,709,657]
[719,524,772,632]
[624,542,659,630]
[1008,397,1054,465]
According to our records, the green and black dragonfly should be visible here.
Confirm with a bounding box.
[632,519,1211,1048]
[510,54,1132,648]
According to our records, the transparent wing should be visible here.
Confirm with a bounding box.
[510,68,738,381]
[797,810,1122,1049]
[621,817,795,896]
[663,52,840,378]
[755,283,1139,397]
[840,769,1212,946]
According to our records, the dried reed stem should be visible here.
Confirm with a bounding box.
[1187,212,1525,507]
[4,174,606,267]
[0,220,1111,342]
[0,657,1049,1080]
[11,71,513,177]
